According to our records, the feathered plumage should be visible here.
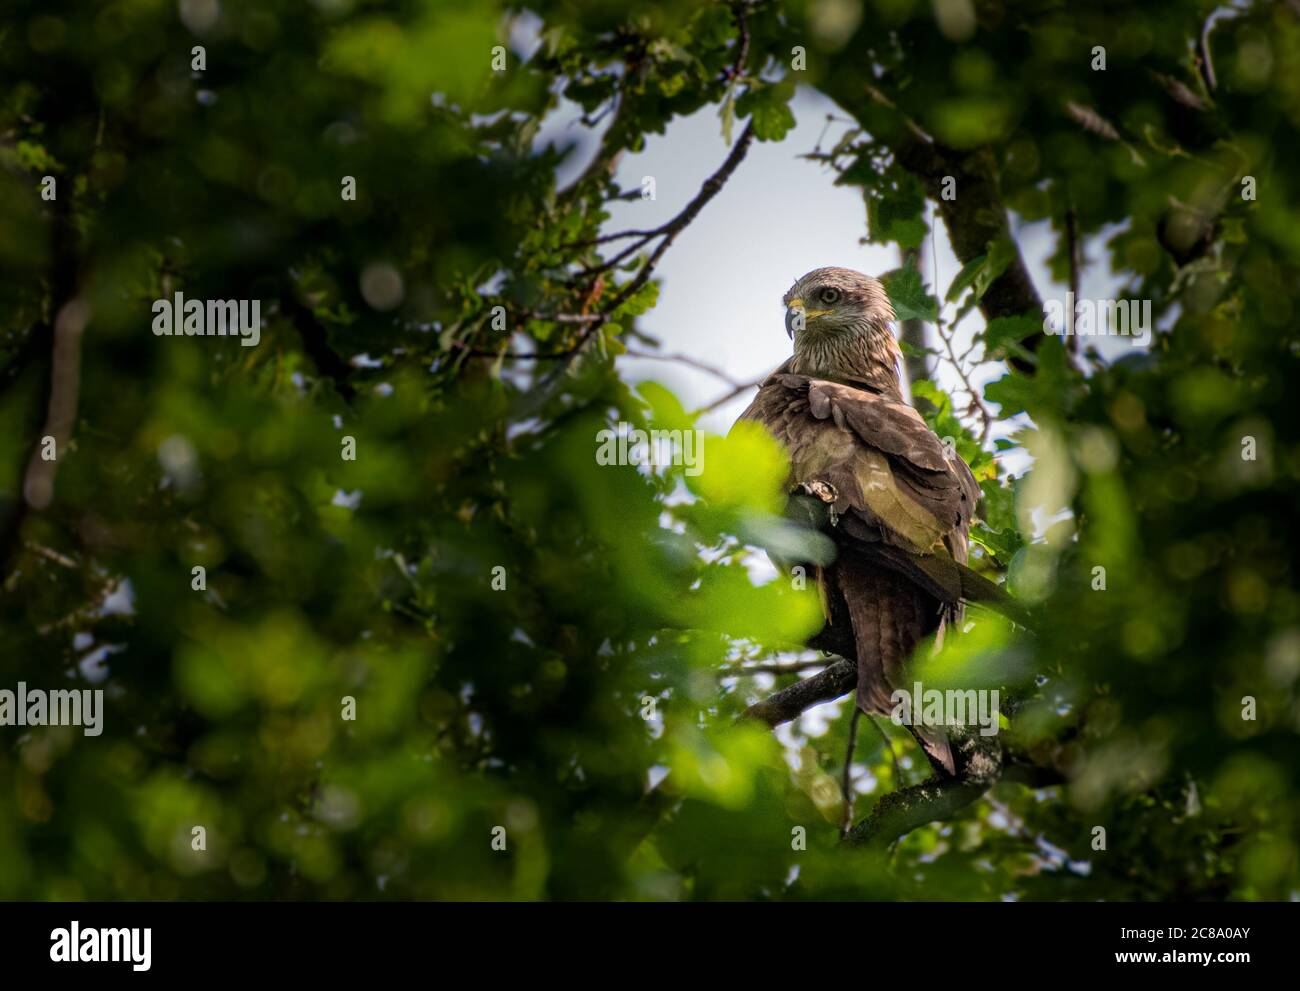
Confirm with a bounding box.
[736,267,991,775]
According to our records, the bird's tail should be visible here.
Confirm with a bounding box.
[866,544,1036,632]
[834,555,956,776]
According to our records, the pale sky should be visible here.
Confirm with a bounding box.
[537,83,1136,449]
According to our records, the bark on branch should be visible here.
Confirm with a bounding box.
[894,139,1043,350]
[22,299,89,510]
[740,657,856,726]
[828,84,1045,371]
[740,651,1067,847]
[2,183,82,578]
[846,776,989,847]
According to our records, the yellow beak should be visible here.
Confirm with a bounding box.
[784,298,833,338]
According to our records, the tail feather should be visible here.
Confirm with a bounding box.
[909,722,956,778]
[835,555,955,776]
[862,544,1035,631]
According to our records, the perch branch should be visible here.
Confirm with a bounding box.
[739,657,856,726]
[846,776,990,847]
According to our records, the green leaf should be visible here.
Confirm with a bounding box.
[614,281,659,318]
[719,88,736,145]
[600,322,626,355]
[973,238,1016,300]
[882,266,939,323]
[982,314,1042,361]
[736,81,796,142]
[945,253,987,301]
[868,181,928,250]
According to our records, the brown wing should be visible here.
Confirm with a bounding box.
[739,372,979,558]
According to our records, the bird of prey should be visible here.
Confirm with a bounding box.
[736,266,995,776]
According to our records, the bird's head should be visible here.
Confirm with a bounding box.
[782,267,902,388]
[783,266,895,341]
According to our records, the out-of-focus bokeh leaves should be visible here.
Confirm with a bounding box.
[1,0,1298,901]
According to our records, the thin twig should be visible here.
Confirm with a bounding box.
[870,715,902,788]
[928,204,994,443]
[561,224,671,251]
[936,320,993,444]
[460,122,756,361]
[720,659,830,677]
[460,4,756,362]
[25,542,78,569]
[519,311,605,324]
[694,378,763,414]
[1199,16,1218,92]
[1064,199,1080,356]
[840,706,862,837]
[624,348,743,387]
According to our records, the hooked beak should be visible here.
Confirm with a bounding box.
[785,298,805,339]
[784,297,831,339]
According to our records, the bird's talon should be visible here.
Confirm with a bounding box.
[799,480,839,504]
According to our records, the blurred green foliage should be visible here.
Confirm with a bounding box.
[1,0,1298,901]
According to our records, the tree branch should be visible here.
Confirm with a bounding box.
[720,659,829,677]
[739,657,855,726]
[22,299,89,511]
[2,180,82,579]
[460,2,757,364]
[694,377,763,414]
[840,705,862,837]
[737,643,1067,848]
[839,85,1044,372]
[846,775,989,847]
[624,347,744,388]
[900,141,1043,343]
[898,245,932,404]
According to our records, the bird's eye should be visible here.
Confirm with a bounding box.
[818,287,841,305]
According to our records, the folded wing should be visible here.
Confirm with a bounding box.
[741,371,979,560]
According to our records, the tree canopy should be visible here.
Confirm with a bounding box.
[1,0,1298,901]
